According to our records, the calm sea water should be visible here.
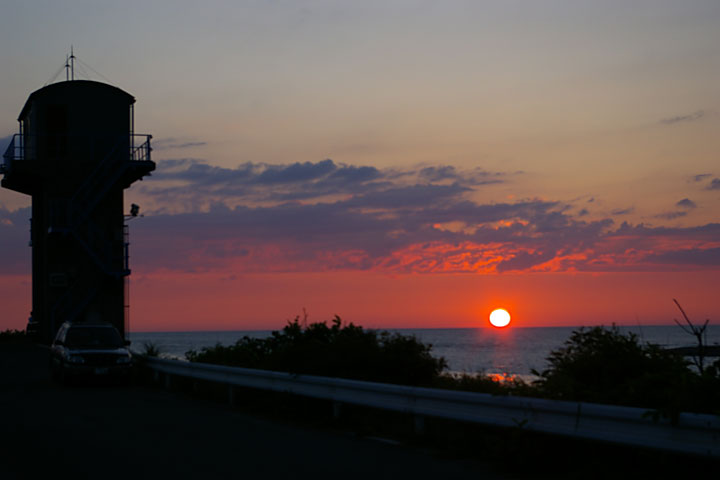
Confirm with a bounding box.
[129,326,720,378]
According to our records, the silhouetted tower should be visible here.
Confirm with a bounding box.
[1,78,155,343]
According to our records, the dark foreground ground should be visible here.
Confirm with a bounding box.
[1,344,715,479]
[0,344,505,479]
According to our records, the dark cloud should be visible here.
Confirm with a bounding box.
[418,165,504,186]
[613,222,720,239]
[256,159,338,184]
[708,178,720,190]
[153,138,207,150]
[326,164,382,184]
[692,173,712,182]
[676,198,696,209]
[660,110,706,125]
[496,250,557,272]
[578,208,589,216]
[419,165,458,182]
[644,247,720,267]
[611,207,634,215]
[655,211,687,220]
[156,158,205,170]
[138,159,505,209]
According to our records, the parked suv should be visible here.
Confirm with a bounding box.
[50,322,132,384]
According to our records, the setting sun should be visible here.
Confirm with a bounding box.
[489,308,511,328]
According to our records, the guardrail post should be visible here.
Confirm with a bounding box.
[333,401,342,419]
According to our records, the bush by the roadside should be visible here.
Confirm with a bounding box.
[532,325,720,415]
[187,316,447,387]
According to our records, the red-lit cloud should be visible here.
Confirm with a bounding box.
[2,159,719,280]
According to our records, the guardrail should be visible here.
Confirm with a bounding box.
[140,356,719,457]
[1,133,152,164]
[1,134,21,173]
[130,134,152,162]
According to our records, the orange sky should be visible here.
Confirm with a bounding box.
[1,270,710,332]
[126,270,720,331]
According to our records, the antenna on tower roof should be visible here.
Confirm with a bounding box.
[45,47,114,86]
[70,45,76,81]
[63,46,76,81]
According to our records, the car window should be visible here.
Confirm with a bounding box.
[64,327,123,348]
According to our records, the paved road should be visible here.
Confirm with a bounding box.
[1,344,506,479]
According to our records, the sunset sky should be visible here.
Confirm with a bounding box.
[1,1,719,331]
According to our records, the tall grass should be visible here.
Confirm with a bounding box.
[141,341,162,357]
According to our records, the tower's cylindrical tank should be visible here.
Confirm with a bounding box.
[19,80,134,178]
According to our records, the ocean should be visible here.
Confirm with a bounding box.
[129,325,720,379]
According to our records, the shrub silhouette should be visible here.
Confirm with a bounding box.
[0,329,28,343]
[532,325,711,413]
[187,316,447,387]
